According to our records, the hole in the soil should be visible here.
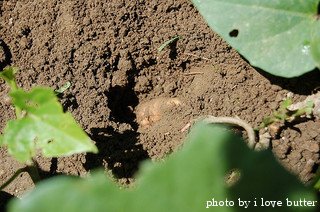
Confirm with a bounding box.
[229,29,239,37]
[317,2,320,19]
[107,85,139,126]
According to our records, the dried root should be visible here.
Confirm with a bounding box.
[195,116,258,149]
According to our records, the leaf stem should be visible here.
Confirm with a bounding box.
[9,81,22,119]
[0,67,22,118]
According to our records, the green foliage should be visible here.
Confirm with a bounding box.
[311,21,320,67]
[0,67,98,163]
[8,124,316,211]
[260,98,314,129]
[192,0,320,77]
[0,67,22,117]
[2,88,98,163]
[315,178,320,190]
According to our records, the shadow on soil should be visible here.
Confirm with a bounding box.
[0,191,13,211]
[85,127,149,179]
[107,85,139,129]
[0,40,13,70]
[85,56,149,179]
[257,68,320,95]
[237,54,320,95]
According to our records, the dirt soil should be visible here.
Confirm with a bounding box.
[1,0,320,199]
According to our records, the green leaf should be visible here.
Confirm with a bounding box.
[192,0,320,77]
[280,98,293,110]
[310,21,320,67]
[0,135,3,146]
[54,81,71,94]
[0,66,18,82]
[158,36,182,52]
[2,87,98,163]
[0,66,19,89]
[9,124,316,211]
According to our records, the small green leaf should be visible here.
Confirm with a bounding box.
[9,124,316,211]
[2,87,98,163]
[0,66,19,89]
[0,66,18,82]
[158,36,181,52]
[291,100,315,117]
[54,81,71,94]
[280,98,293,110]
[192,0,320,77]
[305,100,315,115]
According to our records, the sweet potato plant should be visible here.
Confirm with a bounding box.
[0,66,97,188]
[1,0,320,211]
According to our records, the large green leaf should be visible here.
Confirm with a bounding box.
[311,21,320,67]
[1,87,98,163]
[8,124,316,211]
[192,0,320,77]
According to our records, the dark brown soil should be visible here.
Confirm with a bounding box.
[1,0,320,199]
